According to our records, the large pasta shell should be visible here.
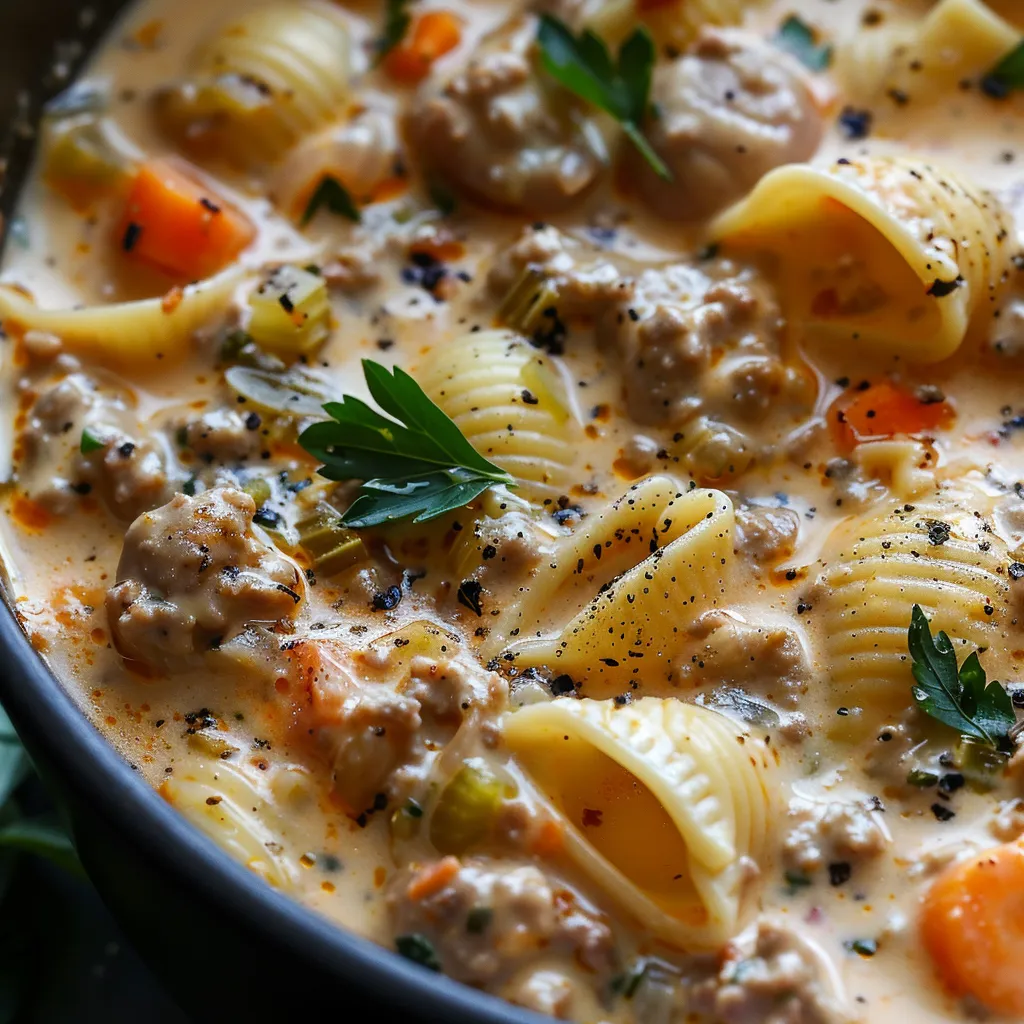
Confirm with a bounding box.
[812,494,1019,741]
[485,479,734,696]
[503,697,773,949]
[417,330,580,503]
[713,157,1014,362]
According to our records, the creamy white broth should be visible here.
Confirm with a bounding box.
[2,0,1024,1021]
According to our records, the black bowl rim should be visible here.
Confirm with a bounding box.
[0,6,545,1020]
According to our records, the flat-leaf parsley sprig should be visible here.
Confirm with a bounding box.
[535,14,670,181]
[298,360,515,528]
[908,604,1016,750]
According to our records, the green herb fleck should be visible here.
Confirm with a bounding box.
[772,15,833,72]
[79,429,105,454]
[536,14,670,180]
[845,938,878,957]
[301,175,361,227]
[983,38,1024,97]
[298,360,515,528]
[906,768,939,788]
[908,604,1016,750]
[396,932,442,971]
[375,0,414,64]
[405,798,423,819]
[428,180,457,217]
[785,869,813,892]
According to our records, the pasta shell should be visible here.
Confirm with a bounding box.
[503,697,773,949]
[417,330,580,503]
[486,479,734,696]
[812,494,1016,741]
[836,0,1018,101]
[713,157,1014,362]
[156,1,351,168]
[160,760,300,890]
[0,268,243,370]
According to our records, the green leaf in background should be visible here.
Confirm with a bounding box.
[0,708,28,810]
[772,15,833,72]
[0,819,81,878]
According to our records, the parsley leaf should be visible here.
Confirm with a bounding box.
[298,360,515,528]
[908,604,1015,749]
[79,428,105,454]
[375,0,414,64]
[536,15,670,180]
[983,38,1024,97]
[395,932,442,971]
[772,15,833,72]
[301,175,361,227]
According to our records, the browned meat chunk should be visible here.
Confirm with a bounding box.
[19,372,170,519]
[106,487,303,669]
[635,29,824,221]
[690,919,848,1024]
[411,29,604,214]
[388,856,614,984]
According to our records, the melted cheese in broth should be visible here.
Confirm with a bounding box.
[3,0,1024,1021]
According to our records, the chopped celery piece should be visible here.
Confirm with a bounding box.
[954,736,1010,790]
[497,267,560,335]
[225,365,334,418]
[219,329,286,372]
[429,759,515,855]
[246,265,331,357]
[44,119,133,209]
[295,502,368,576]
[242,477,272,508]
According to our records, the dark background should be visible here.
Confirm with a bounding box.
[3,779,188,1024]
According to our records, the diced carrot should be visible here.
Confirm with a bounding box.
[116,159,255,281]
[921,839,1024,1017]
[384,11,462,85]
[406,856,461,901]
[831,381,953,451]
[530,818,565,858]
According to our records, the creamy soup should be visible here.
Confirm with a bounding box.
[3,0,1024,1020]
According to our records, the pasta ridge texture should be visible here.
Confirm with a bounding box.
[812,494,1016,740]
[503,696,772,948]
[417,329,579,503]
[160,760,300,890]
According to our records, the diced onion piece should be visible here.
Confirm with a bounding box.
[295,502,368,576]
[224,365,334,418]
[496,267,560,337]
[44,119,134,211]
[246,265,331,357]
